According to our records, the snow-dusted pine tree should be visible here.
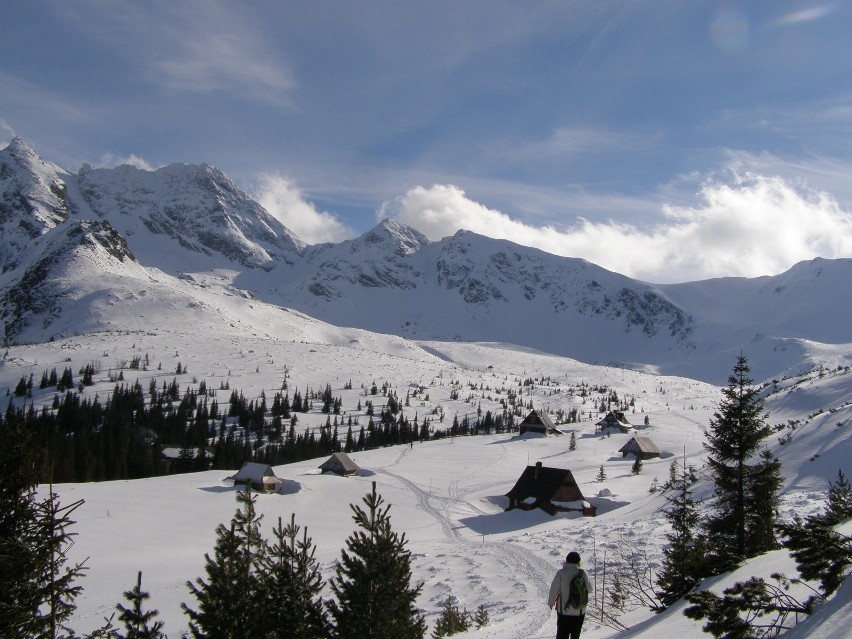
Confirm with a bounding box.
[258,513,330,638]
[656,456,704,608]
[328,481,425,639]
[114,571,166,639]
[702,354,777,571]
[182,487,264,638]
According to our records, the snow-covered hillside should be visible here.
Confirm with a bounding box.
[1,285,849,638]
[2,138,851,384]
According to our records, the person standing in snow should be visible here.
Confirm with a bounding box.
[548,551,592,639]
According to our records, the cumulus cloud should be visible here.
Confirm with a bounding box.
[387,177,852,283]
[256,174,353,245]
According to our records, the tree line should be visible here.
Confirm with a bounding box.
[0,412,482,638]
[5,368,522,484]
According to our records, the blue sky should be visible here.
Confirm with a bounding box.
[3,1,852,282]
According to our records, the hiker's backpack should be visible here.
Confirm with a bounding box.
[567,569,588,609]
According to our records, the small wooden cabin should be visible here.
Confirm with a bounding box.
[618,436,662,460]
[518,409,562,436]
[596,410,633,434]
[505,462,596,516]
[319,452,360,476]
[227,462,284,493]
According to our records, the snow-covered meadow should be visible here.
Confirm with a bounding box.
[2,301,850,638]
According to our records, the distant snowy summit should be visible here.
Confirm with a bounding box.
[1,138,850,384]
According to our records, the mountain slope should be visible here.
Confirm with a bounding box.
[1,138,850,384]
[0,138,70,268]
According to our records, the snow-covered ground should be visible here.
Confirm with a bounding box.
[2,310,849,639]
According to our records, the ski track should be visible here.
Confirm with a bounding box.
[378,443,555,639]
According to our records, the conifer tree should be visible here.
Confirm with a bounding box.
[825,469,852,525]
[114,571,166,639]
[472,604,489,629]
[779,469,852,598]
[0,416,43,636]
[596,465,607,482]
[631,456,642,475]
[702,354,777,570]
[30,490,89,639]
[183,487,264,638]
[328,482,425,639]
[1,417,114,639]
[656,455,704,608]
[431,597,470,638]
[258,513,330,639]
[743,448,782,557]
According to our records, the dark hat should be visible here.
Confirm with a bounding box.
[566,551,581,564]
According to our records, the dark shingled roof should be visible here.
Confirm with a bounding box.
[520,409,557,429]
[618,436,661,455]
[319,452,360,474]
[505,464,585,503]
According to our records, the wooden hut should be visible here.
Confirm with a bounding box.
[618,436,662,460]
[518,409,562,436]
[505,462,596,516]
[318,452,360,476]
[227,462,284,493]
[596,410,633,434]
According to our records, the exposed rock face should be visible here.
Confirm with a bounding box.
[2,138,850,383]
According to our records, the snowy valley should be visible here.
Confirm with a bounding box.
[1,137,851,638]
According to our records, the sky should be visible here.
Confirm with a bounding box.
[3,1,852,283]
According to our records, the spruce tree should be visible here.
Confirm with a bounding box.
[328,481,425,639]
[30,490,90,639]
[825,469,852,525]
[0,417,112,639]
[779,469,852,598]
[656,455,704,608]
[743,448,782,557]
[182,487,264,638]
[258,513,330,639]
[115,571,166,639]
[596,465,607,482]
[702,354,776,570]
[631,456,642,475]
[0,416,44,637]
[430,597,470,638]
[472,604,489,629]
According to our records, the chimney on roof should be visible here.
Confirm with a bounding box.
[535,461,542,479]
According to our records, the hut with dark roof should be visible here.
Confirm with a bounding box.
[227,462,284,493]
[618,436,662,460]
[518,409,562,436]
[318,452,360,476]
[505,462,596,516]
[595,410,634,434]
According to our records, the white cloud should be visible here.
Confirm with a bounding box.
[387,177,852,283]
[774,6,834,26]
[256,174,353,245]
[0,118,15,143]
[151,24,294,104]
[99,152,156,171]
[59,2,295,106]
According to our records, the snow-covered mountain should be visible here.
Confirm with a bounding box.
[1,138,850,383]
[2,138,850,639]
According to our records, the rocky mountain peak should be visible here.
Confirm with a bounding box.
[75,159,304,270]
[0,137,70,267]
[360,218,430,256]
